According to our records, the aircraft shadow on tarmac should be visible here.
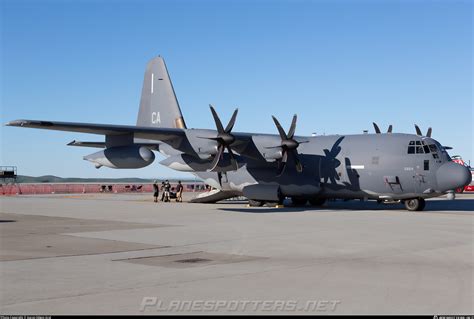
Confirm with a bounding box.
[218,199,474,214]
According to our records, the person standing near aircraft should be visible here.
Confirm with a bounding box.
[152,180,159,203]
[176,181,183,202]
[160,181,166,202]
[163,180,171,202]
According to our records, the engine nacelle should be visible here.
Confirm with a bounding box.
[261,149,283,160]
[251,135,283,161]
[84,145,155,169]
[160,153,243,172]
[195,145,219,159]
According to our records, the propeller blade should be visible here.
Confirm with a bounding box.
[415,124,422,136]
[426,127,432,138]
[208,144,225,172]
[373,122,381,134]
[281,150,289,163]
[217,172,223,187]
[207,106,240,171]
[271,114,305,175]
[276,152,289,177]
[276,163,286,177]
[224,108,239,133]
[287,114,297,139]
[209,105,225,133]
[197,136,220,141]
[272,116,288,140]
[387,125,393,133]
[226,146,239,171]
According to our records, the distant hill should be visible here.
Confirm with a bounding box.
[15,175,201,184]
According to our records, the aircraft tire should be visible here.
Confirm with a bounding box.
[309,197,326,206]
[404,198,425,211]
[291,197,307,206]
[248,199,264,207]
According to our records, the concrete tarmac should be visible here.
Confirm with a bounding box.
[0,193,473,314]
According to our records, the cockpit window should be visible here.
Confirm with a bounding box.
[428,144,439,158]
[407,140,432,155]
[434,141,451,161]
[423,144,430,153]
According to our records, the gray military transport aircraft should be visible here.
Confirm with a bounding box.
[6,56,472,211]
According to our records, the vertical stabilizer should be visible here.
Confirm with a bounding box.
[136,56,187,129]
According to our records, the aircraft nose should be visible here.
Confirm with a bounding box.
[436,162,472,192]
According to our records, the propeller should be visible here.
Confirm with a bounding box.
[373,122,393,134]
[268,114,307,176]
[414,124,432,137]
[205,105,239,171]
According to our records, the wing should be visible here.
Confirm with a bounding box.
[6,119,281,163]
[6,119,193,153]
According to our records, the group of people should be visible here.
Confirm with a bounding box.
[152,180,184,203]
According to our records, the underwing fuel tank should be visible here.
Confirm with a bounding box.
[84,145,155,169]
[160,153,243,172]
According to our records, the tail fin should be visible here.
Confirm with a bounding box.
[136,56,187,129]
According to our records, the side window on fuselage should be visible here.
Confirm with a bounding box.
[408,141,415,154]
[424,160,429,171]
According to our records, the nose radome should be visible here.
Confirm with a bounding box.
[437,162,472,192]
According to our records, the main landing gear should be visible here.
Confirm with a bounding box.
[404,198,426,211]
[249,197,328,208]
[248,199,264,207]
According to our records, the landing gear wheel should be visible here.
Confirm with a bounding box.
[248,199,264,207]
[309,198,326,206]
[404,198,425,211]
[291,197,307,206]
[265,197,285,208]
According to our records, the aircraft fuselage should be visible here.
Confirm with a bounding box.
[185,132,470,202]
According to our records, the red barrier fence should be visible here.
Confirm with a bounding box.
[0,183,207,196]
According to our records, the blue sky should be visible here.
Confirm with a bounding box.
[1,0,472,178]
